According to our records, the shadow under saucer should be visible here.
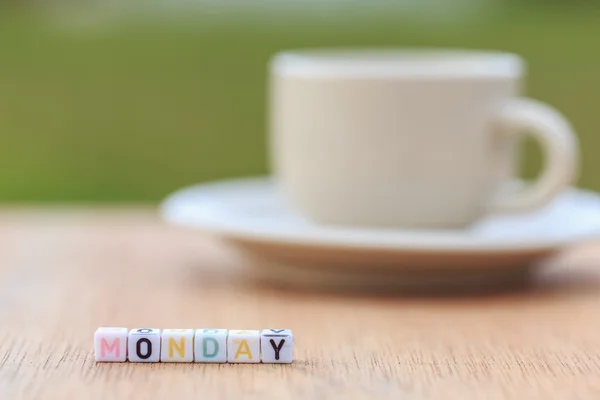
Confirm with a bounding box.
[227,238,558,296]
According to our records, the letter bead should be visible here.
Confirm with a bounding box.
[260,329,294,363]
[128,328,161,362]
[161,329,195,362]
[227,330,260,363]
[94,327,128,362]
[194,329,228,363]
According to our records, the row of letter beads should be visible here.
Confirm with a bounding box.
[94,328,293,363]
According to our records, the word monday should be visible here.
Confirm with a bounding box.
[94,328,294,364]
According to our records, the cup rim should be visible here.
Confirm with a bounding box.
[270,47,524,79]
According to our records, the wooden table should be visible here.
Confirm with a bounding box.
[1,208,600,399]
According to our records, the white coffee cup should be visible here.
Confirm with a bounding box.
[268,48,579,229]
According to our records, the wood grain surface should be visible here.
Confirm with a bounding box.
[1,208,600,399]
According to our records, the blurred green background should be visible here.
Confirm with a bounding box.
[0,1,598,203]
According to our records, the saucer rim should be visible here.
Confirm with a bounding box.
[160,176,600,253]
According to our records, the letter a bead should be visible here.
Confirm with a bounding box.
[161,329,194,362]
[260,329,294,363]
[94,327,128,362]
[194,329,228,363]
[128,328,161,362]
[227,330,260,363]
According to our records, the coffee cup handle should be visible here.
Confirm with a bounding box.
[489,97,579,213]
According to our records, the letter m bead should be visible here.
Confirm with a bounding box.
[94,327,128,362]
[260,329,294,363]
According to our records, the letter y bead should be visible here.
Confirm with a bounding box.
[260,329,294,363]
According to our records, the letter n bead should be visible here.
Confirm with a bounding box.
[261,329,294,363]
[128,328,161,362]
[94,327,128,362]
[194,329,228,363]
[227,330,260,363]
[161,329,195,362]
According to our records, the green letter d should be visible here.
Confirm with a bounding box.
[203,337,219,358]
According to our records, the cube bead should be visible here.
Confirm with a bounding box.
[94,327,128,362]
[260,329,294,363]
[194,329,228,363]
[161,329,195,362]
[128,328,161,362]
[227,330,260,363]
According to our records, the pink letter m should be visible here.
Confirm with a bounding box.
[101,338,121,358]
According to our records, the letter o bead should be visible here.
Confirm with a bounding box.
[194,329,228,363]
[261,329,294,363]
[94,327,128,362]
[128,328,161,362]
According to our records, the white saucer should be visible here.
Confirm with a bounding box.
[160,177,600,291]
